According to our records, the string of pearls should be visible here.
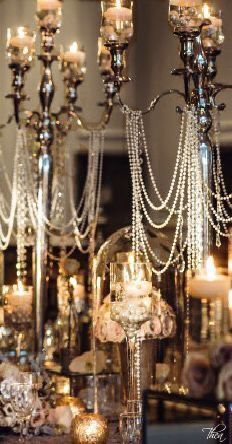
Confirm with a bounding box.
[122,102,229,275]
[0,127,104,258]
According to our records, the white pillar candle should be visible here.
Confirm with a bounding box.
[188,256,230,300]
[37,0,61,10]
[6,283,33,310]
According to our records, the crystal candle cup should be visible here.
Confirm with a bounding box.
[36,0,63,32]
[169,0,203,33]
[110,261,152,338]
[101,0,133,44]
[6,26,36,67]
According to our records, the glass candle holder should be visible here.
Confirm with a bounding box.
[201,5,224,50]
[36,0,63,32]
[6,26,35,67]
[101,0,133,44]
[60,42,86,79]
[110,261,152,338]
[120,412,142,444]
[169,0,203,33]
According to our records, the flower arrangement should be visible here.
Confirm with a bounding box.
[0,362,73,435]
[182,340,232,400]
[94,290,176,343]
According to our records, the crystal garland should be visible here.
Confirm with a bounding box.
[0,127,104,259]
[122,104,232,275]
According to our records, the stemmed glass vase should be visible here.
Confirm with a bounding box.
[11,382,37,443]
[110,260,152,443]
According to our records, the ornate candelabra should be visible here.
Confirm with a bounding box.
[3,0,131,359]
[110,0,232,277]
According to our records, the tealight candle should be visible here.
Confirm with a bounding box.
[62,42,86,65]
[37,0,61,10]
[188,256,230,300]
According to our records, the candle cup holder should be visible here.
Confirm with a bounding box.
[36,0,63,52]
[60,44,86,111]
[201,8,224,82]
[6,26,36,124]
[110,261,152,339]
[168,0,203,34]
[204,47,221,82]
[172,20,210,104]
[105,42,130,89]
[6,64,29,124]
[172,30,199,104]
[101,0,133,45]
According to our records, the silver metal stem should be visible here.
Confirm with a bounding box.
[199,137,212,267]
[34,151,53,355]
[193,36,213,268]
[34,50,56,357]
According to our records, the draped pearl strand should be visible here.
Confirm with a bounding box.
[122,103,231,275]
[0,127,105,257]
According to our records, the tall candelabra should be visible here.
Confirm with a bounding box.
[3,0,129,358]
[107,0,232,277]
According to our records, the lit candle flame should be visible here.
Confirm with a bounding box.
[116,0,121,8]
[13,280,26,296]
[205,255,216,281]
[203,3,210,19]
[70,276,78,288]
[17,27,26,39]
[69,41,78,53]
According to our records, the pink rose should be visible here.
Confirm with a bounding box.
[182,353,215,398]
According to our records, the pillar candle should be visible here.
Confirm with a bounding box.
[188,257,230,300]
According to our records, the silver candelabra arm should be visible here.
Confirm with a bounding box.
[117,89,185,115]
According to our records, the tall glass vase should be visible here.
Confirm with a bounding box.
[110,260,152,443]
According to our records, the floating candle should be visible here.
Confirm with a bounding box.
[117,280,152,298]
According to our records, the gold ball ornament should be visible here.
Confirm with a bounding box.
[72,413,108,444]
